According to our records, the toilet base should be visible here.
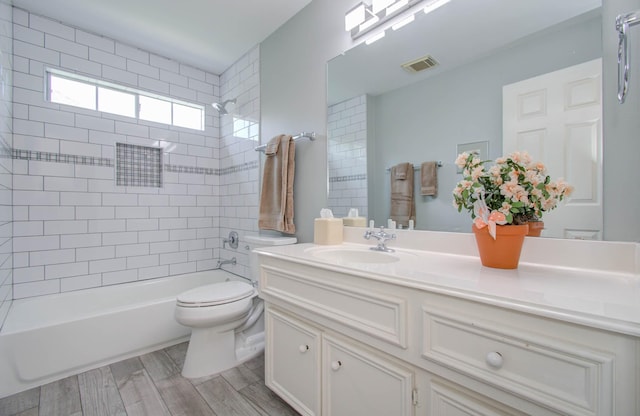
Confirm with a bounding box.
[181,326,237,378]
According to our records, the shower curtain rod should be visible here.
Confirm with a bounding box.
[254,132,316,152]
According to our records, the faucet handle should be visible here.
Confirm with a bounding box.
[364,229,373,240]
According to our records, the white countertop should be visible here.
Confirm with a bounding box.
[255,240,640,337]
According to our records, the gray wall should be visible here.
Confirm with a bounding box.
[262,0,640,243]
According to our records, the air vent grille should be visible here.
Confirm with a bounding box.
[401,55,439,73]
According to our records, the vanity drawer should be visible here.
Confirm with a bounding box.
[421,307,613,416]
[260,263,408,348]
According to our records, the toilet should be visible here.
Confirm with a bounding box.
[174,234,296,378]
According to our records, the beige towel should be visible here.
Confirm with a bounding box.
[420,161,438,196]
[390,163,415,228]
[258,135,296,234]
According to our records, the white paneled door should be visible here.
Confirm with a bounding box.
[503,58,603,239]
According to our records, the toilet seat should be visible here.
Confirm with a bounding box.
[177,281,256,308]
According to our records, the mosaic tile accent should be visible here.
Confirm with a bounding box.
[115,143,162,187]
[329,173,367,183]
[12,149,113,167]
[10,148,257,178]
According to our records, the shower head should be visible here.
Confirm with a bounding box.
[212,98,237,115]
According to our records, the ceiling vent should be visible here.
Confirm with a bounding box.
[401,55,439,73]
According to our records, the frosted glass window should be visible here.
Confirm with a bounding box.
[139,96,171,124]
[173,103,203,130]
[50,75,95,110]
[98,87,135,117]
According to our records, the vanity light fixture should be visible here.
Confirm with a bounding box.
[365,31,386,45]
[423,0,451,15]
[345,2,367,31]
[346,0,452,41]
[392,14,415,30]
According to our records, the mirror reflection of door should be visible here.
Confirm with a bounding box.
[503,58,603,239]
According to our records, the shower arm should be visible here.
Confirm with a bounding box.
[617,10,640,103]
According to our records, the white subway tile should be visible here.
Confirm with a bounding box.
[103,193,138,206]
[59,140,101,156]
[115,206,148,219]
[13,40,60,65]
[46,262,89,279]
[138,194,168,206]
[13,24,44,46]
[60,192,101,206]
[14,235,59,252]
[13,252,29,268]
[74,164,113,180]
[60,273,101,292]
[180,207,205,217]
[13,280,60,299]
[149,206,179,218]
[138,230,168,243]
[46,33,88,58]
[180,239,205,251]
[188,217,212,228]
[159,251,187,265]
[89,257,126,274]
[126,219,158,231]
[61,53,101,76]
[126,254,158,269]
[76,206,114,220]
[88,219,126,233]
[138,265,169,280]
[197,259,218,271]
[76,246,114,261]
[102,231,138,246]
[101,65,138,86]
[159,218,187,230]
[102,269,137,285]
[89,48,126,68]
[115,121,149,138]
[160,69,188,87]
[14,118,44,136]
[115,243,148,258]
[60,233,102,249]
[169,228,196,241]
[179,64,205,81]
[149,241,179,254]
[29,14,74,40]
[77,115,115,133]
[87,179,116,193]
[13,221,43,237]
[44,177,88,192]
[126,59,159,78]
[76,30,114,52]
[13,266,44,283]
[29,160,74,178]
[169,261,196,275]
[30,249,75,266]
[188,249,212,262]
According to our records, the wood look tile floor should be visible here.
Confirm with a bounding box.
[0,342,301,416]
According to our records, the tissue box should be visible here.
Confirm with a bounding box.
[314,218,343,245]
[342,217,367,227]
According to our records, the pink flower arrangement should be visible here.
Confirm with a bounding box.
[452,151,573,236]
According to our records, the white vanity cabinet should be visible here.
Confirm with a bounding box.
[257,244,640,416]
[265,306,416,416]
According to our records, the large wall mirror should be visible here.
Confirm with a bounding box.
[327,0,603,238]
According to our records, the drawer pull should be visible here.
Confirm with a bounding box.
[331,360,342,371]
[486,351,503,369]
[298,344,309,353]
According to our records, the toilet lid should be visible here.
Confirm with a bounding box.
[177,281,256,307]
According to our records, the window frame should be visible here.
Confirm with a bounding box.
[46,68,205,131]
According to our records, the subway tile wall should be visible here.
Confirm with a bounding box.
[218,47,260,279]
[11,8,260,299]
[327,95,368,218]
[0,0,13,328]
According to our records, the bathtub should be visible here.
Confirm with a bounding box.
[0,270,239,398]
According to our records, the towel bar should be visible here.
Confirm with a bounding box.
[254,132,316,152]
[385,161,442,172]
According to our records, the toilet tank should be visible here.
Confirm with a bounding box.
[245,235,297,281]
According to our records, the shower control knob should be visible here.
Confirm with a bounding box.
[298,344,309,353]
[331,360,342,371]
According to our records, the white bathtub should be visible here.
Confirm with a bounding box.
[0,270,238,398]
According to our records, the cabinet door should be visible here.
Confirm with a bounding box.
[322,334,414,416]
[265,307,321,416]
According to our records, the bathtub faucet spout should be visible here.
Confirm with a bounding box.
[216,257,237,268]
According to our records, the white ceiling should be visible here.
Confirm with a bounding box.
[12,0,313,74]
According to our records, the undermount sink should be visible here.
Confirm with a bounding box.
[310,248,400,264]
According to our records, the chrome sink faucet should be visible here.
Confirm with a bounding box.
[364,226,396,252]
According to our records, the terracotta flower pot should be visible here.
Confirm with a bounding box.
[527,221,544,237]
[472,224,529,269]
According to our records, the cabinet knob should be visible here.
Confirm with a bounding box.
[485,351,503,369]
[331,360,342,371]
[298,344,309,353]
